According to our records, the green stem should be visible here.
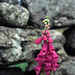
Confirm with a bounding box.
[44,27,47,31]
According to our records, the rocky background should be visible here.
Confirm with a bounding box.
[0,0,75,75]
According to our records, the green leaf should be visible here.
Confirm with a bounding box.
[8,63,28,72]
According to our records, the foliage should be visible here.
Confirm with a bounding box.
[8,62,28,72]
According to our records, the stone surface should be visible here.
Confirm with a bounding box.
[21,0,75,28]
[0,26,65,65]
[63,27,75,56]
[0,0,19,5]
[51,60,75,75]
[0,68,24,75]
[57,47,68,63]
[0,2,29,27]
[52,8,75,28]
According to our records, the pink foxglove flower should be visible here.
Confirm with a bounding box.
[43,35,47,41]
[52,64,59,71]
[34,64,43,75]
[34,16,59,75]
[44,59,52,68]
[42,30,45,35]
[41,42,48,55]
[35,52,45,64]
[52,52,59,59]
[44,68,52,75]
[45,24,48,27]
[46,30,49,34]
[47,33,50,37]
[47,26,50,29]
[49,43,55,51]
[46,53,52,60]
[48,37,53,43]
[35,37,43,45]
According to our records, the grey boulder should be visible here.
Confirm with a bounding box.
[52,8,75,28]
[21,0,75,28]
[0,27,66,65]
[52,60,75,75]
[0,2,29,27]
[0,0,19,5]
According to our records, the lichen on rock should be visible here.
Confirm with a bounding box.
[0,2,29,27]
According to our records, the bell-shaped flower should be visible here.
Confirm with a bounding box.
[35,37,43,45]
[52,64,59,71]
[52,58,58,64]
[44,59,52,68]
[48,37,53,43]
[35,55,45,64]
[42,30,45,35]
[49,43,55,51]
[46,30,49,34]
[47,33,50,37]
[52,51,59,64]
[43,35,47,41]
[46,53,52,60]
[34,64,43,75]
[47,26,50,29]
[52,51,59,59]
[45,24,48,27]
[35,51,45,64]
[44,68,52,75]
[45,30,50,37]
[41,42,48,55]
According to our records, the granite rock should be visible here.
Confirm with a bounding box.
[0,2,29,27]
[0,27,65,65]
[52,60,75,75]
[21,0,75,28]
[0,0,19,5]
[52,8,75,28]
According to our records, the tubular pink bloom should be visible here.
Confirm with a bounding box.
[44,59,52,68]
[49,43,55,51]
[42,30,45,35]
[48,37,53,43]
[52,51,59,64]
[44,68,52,75]
[35,37,43,45]
[45,24,48,27]
[34,64,43,75]
[43,35,47,41]
[52,52,59,59]
[34,21,60,75]
[46,30,49,34]
[37,50,43,56]
[52,58,58,64]
[44,70,50,75]
[35,50,45,64]
[47,26,50,29]
[35,55,45,64]
[47,33,50,37]
[41,42,48,55]
[52,64,59,71]
[46,53,52,60]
